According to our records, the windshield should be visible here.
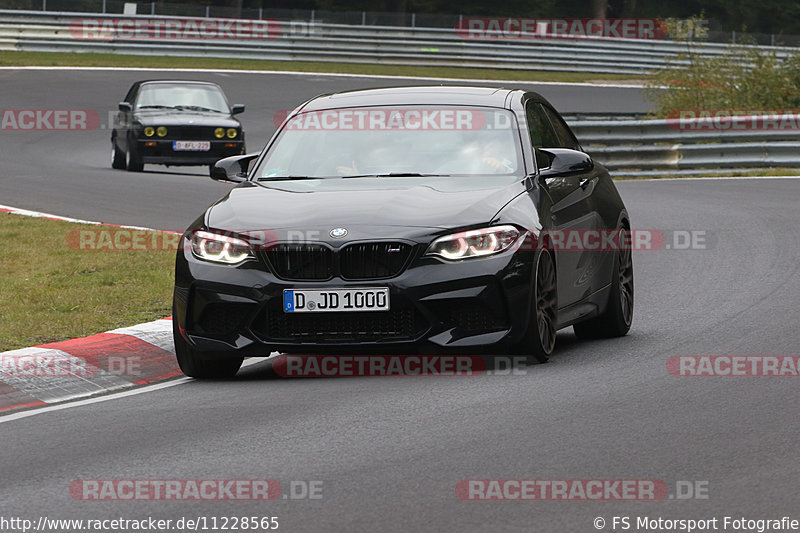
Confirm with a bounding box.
[254,106,524,180]
[135,83,230,113]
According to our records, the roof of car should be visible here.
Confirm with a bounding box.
[300,86,523,111]
[137,80,221,86]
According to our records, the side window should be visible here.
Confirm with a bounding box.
[542,105,581,150]
[525,101,560,169]
[525,101,559,148]
[124,85,138,104]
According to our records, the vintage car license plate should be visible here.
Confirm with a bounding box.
[173,141,211,151]
[283,288,390,313]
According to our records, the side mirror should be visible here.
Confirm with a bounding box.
[231,104,245,115]
[118,102,132,112]
[211,153,259,183]
[537,148,593,178]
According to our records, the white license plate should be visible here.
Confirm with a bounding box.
[283,288,390,313]
[173,141,211,151]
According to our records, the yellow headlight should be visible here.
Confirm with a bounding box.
[156,126,167,137]
[226,128,238,139]
[144,126,155,137]
[214,127,225,138]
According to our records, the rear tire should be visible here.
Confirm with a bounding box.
[172,318,243,379]
[111,137,125,169]
[516,250,558,364]
[573,227,634,339]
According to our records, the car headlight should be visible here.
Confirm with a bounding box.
[143,126,155,137]
[425,225,522,261]
[190,230,253,265]
[156,126,167,137]
[214,127,225,138]
[226,128,238,139]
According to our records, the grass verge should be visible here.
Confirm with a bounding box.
[0,50,643,84]
[0,212,175,351]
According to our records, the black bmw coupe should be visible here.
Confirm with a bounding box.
[111,80,245,172]
[172,86,633,378]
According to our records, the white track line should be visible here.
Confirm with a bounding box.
[0,358,267,424]
[0,203,174,232]
[0,66,649,88]
[0,378,190,424]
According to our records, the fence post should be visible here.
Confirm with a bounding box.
[362,11,366,25]
[411,13,415,28]
[42,0,46,11]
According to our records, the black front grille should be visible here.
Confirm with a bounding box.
[340,242,412,279]
[196,302,254,336]
[169,126,215,140]
[426,300,507,332]
[265,305,423,342]
[262,242,414,280]
[448,304,506,332]
[265,244,333,281]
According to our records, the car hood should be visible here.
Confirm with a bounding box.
[133,110,239,128]
[205,177,529,233]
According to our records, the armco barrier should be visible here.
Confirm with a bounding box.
[2,10,800,175]
[1,10,800,75]
[568,115,800,175]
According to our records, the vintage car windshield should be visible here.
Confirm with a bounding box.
[135,84,230,113]
[255,106,524,179]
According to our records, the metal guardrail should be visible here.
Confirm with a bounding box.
[5,0,800,47]
[568,116,800,175]
[2,10,800,75]
[2,11,799,175]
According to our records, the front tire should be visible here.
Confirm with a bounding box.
[111,137,126,169]
[516,250,558,364]
[125,136,144,172]
[172,318,243,379]
[573,228,634,339]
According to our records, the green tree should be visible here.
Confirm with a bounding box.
[647,20,800,118]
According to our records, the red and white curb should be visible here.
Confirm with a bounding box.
[0,204,185,415]
[0,318,179,414]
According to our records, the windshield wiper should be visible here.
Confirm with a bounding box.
[341,172,449,178]
[137,105,174,110]
[257,173,449,181]
[173,105,224,113]
[256,175,322,181]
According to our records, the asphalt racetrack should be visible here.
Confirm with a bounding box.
[0,68,650,230]
[1,69,799,532]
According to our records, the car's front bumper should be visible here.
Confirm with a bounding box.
[136,139,245,166]
[173,238,536,357]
